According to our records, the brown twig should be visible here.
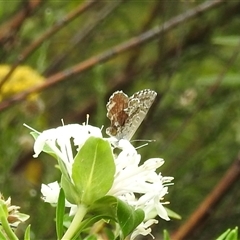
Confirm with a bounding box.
[44,0,124,76]
[122,1,163,76]
[120,1,165,138]
[0,0,225,113]
[0,0,42,45]
[171,155,240,240]
[0,0,98,90]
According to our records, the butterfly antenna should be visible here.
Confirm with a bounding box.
[132,139,156,149]
[135,143,149,149]
[131,139,156,143]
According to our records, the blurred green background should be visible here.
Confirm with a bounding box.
[1,1,240,239]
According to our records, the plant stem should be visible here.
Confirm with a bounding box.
[0,216,18,240]
[61,204,87,240]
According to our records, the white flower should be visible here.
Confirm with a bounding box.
[130,219,158,240]
[108,139,173,239]
[41,181,60,204]
[41,181,78,215]
[0,193,29,228]
[27,123,173,240]
[27,123,103,210]
[31,124,102,177]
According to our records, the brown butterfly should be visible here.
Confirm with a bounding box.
[106,89,157,140]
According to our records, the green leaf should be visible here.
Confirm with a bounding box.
[56,188,65,239]
[0,215,18,240]
[72,196,144,239]
[72,137,115,205]
[62,196,144,240]
[24,225,31,240]
[165,207,181,220]
[83,235,97,240]
[216,227,238,240]
[225,227,238,240]
[163,229,171,240]
[116,198,144,239]
[76,196,118,234]
[61,174,79,204]
[89,196,144,239]
[0,202,17,240]
[212,36,240,47]
[0,229,7,240]
[75,215,110,237]
[0,199,8,218]
[217,229,231,240]
[29,131,39,141]
[196,74,240,88]
[88,196,118,220]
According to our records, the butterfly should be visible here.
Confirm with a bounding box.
[106,89,157,140]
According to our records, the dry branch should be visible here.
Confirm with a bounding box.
[44,0,123,75]
[0,0,225,113]
[171,155,240,240]
[0,0,42,44]
[0,0,98,89]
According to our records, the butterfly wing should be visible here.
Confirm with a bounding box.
[122,89,157,140]
[106,91,129,138]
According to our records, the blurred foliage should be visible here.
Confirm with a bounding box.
[0,1,240,239]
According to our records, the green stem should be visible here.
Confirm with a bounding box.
[0,203,18,240]
[0,216,18,240]
[61,204,87,240]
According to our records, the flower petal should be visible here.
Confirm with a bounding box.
[41,181,60,204]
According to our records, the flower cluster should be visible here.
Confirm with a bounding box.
[108,139,173,238]
[26,123,173,239]
[0,65,45,101]
[0,193,29,229]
